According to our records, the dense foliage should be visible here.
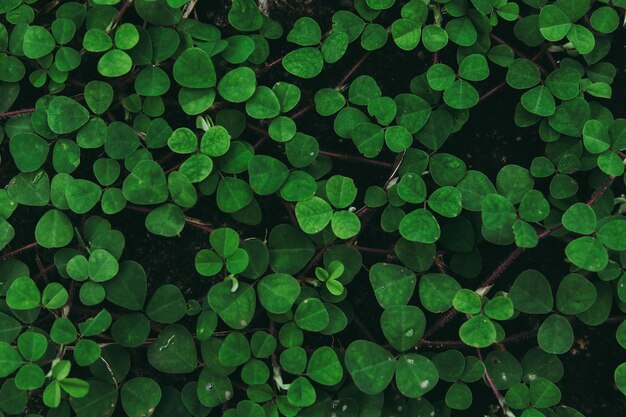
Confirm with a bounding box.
[0,0,625,416]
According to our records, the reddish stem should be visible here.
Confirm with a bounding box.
[0,108,36,118]
[477,349,508,416]
[1,242,38,260]
[353,245,395,256]
[317,150,395,169]
[478,81,507,102]
[489,33,547,75]
[257,56,284,76]
[107,0,134,33]
[34,264,56,280]
[337,52,371,88]
[297,246,329,280]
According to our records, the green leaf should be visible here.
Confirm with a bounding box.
[15,363,45,391]
[146,284,186,324]
[218,67,256,103]
[282,48,324,79]
[380,305,425,351]
[590,7,619,34]
[0,342,22,378]
[419,273,461,313]
[596,220,626,251]
[546,67,581,100]
[616,363,626,396]
[9,133,48,173]
[459,316,496,348]
[456,170,497,211]
[7,171,49,207]
[268,224,315,274]
[208,281,256,329]
[521,86,556,116]
[428,186,462,218]
[23,26,55,59]
[145,203,185,237]
[445,17,477,47]
[506,59,541,90]
[216,177,253,213]
[391,19,421,50]
[287,17,321,46]
[307,347,343,386]
[394,93,431,134]
[66,179,102,214]
[295,196,333,234]
[68,380,116,416]
[88,249,118,282]
[135,0,182,25]
[98,49,133,77]
[395,354,438,398]
[209,227,239,258]
[481,194,517,230]
[219,332,250,367]
[530,377,562,407]
[248,155,288,195]
[294,298,329,331]
[453,289,482,314]
[121,377,162,417]
[445,382,473,410]
[459,54,489,81]
[485,296,514,320]
[258,273,301,314]
[361,23,388,51]
[6,277,40,310]
[35,209,73,248]
[561,203,596,235]
[556,273,596,315]
[245,86,280,119]
[104,261,147,310]
[509,269,553,314]
[369,263,416,308]
[287,376,316,407]
[326,175,357,209]
[399,208,440,243]
[47,96,89,135]
[565,236,608,272]
[345,340,395,395]
[122,160,168,205]
[566,24,595,55]
[538,314,573,354]
[331,210,361,239]
[228,0,263,32]
[539,5,572,41]
[321,30,349,63]
[422,24,448,52]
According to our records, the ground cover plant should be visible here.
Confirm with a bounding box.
[0,0,625,416]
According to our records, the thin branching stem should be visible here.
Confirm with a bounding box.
[1,242,39,260]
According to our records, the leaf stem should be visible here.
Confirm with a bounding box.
[337,52,371,88]
[477,348,509,416]
[257,56,285,76]
[489,33,548,76]
[352,245,396,256]
[106,0,134,34]
[0,108,36,118]
[1,242,39,260]
[317,150,395,169]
